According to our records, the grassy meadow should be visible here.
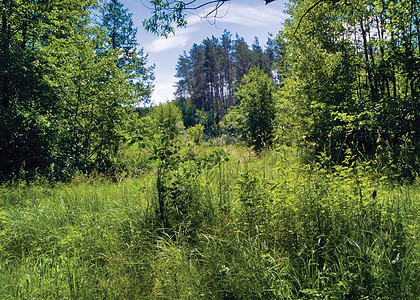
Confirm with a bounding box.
[0,144,419,299]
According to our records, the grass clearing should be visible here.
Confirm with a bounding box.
[0,146,419,299]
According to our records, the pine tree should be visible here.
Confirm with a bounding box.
[174,32,283,134]
[233,36,254,84]
[101,0,137,51]
[221,30,234,109]
[101,0,154,104]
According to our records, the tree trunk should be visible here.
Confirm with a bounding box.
[360,18,376,102]
[1,7,10,108]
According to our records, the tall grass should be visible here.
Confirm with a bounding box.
[0,145,418,299]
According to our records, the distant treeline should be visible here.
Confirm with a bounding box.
[173,31,282,128]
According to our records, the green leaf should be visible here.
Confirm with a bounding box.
[130,142,139,150]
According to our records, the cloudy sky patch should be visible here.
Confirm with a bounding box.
[122,0,288,104]
[197,2,287,27]
[145,26,199,53]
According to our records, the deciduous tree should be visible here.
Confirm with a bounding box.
[236,67,277,150]
[280,0,419,176]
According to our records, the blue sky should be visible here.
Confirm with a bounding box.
[121,0,288,104]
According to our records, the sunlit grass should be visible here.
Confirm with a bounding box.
[0,145,418,299]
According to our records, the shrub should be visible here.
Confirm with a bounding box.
[235,67,277,151]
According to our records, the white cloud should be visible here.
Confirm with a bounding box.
[145,27,199,53]
[183,2,287,28]
[151,82,176,104]
[216,3,287,27]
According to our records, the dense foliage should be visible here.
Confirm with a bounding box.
[0,0,153,181]
[279,0,420,178]
[235,67,277,150]
[0,0,95,179]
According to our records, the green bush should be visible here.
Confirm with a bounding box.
[186,123,204,145]
[235,67,277,151]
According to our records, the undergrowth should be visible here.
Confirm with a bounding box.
[0,145,418,299]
